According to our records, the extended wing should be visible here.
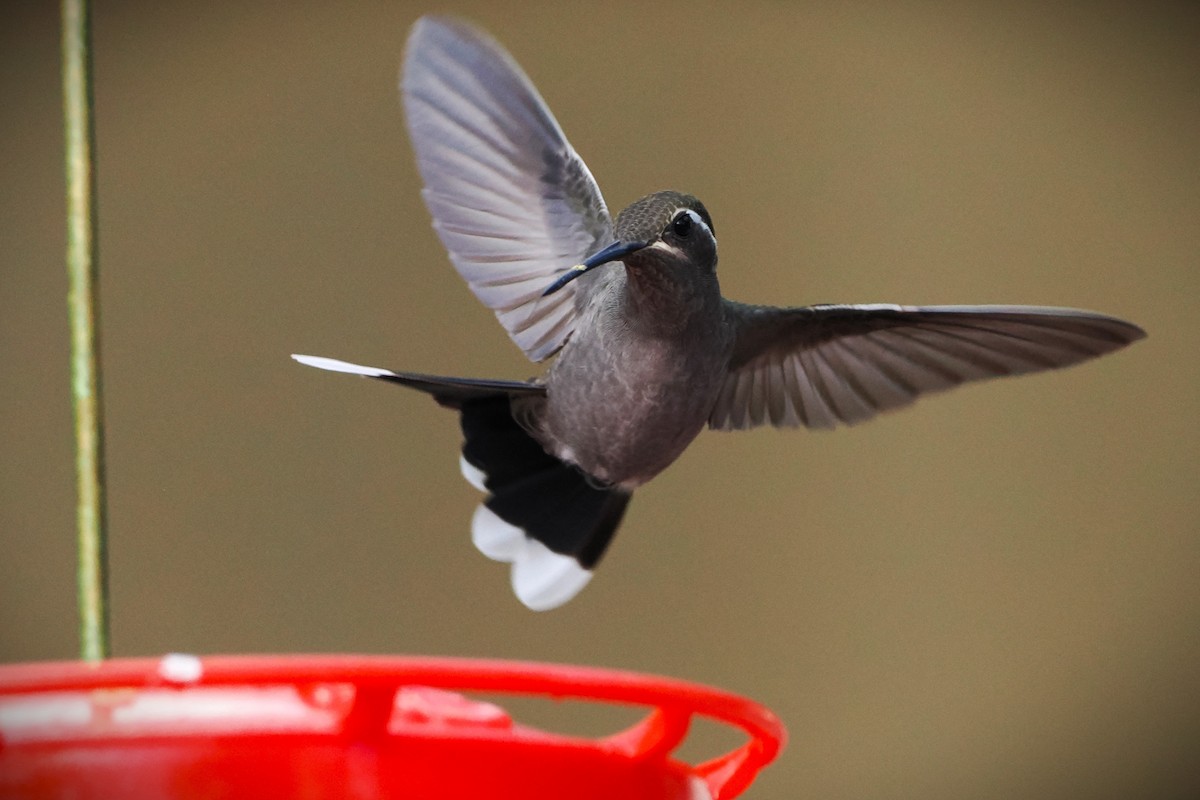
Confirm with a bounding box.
[710,303,1145,430]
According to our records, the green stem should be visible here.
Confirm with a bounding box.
[62,0,109,662]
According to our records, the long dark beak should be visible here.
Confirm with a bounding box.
[541,240,649,297]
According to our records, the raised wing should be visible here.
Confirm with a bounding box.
[710,303,1145,430]
[403,16,613,361]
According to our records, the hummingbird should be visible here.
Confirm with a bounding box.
[294,16,1144,610]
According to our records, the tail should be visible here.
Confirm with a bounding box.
[293,354,631,610]
[459,396,631,610]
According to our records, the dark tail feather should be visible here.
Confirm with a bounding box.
[290,355,545,406]
[460,396,631,610]
[290,355,628,610]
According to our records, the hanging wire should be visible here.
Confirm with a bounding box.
[61,0,110,661]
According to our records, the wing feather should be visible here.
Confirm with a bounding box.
[710,303,1144,431]
[403,17,613,361]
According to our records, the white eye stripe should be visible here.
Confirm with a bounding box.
[648,240,684,256]
[669,208,716,243]
[684,209,712,237]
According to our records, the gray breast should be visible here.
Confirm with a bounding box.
[538,273,732,485]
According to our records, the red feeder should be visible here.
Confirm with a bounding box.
[0,654,785,799]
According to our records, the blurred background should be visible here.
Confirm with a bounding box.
[2,2,1197,798]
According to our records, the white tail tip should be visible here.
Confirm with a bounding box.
[291,354,394,378]
[470,504,592,611]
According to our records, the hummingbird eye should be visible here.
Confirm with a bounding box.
[670,212,693,238]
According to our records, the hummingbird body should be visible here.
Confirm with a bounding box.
[294,17,1144,610]
[540,225,732,487]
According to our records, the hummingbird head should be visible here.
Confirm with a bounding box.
[541,191,717,296]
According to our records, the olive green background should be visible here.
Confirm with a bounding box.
[2,2,1197,798]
